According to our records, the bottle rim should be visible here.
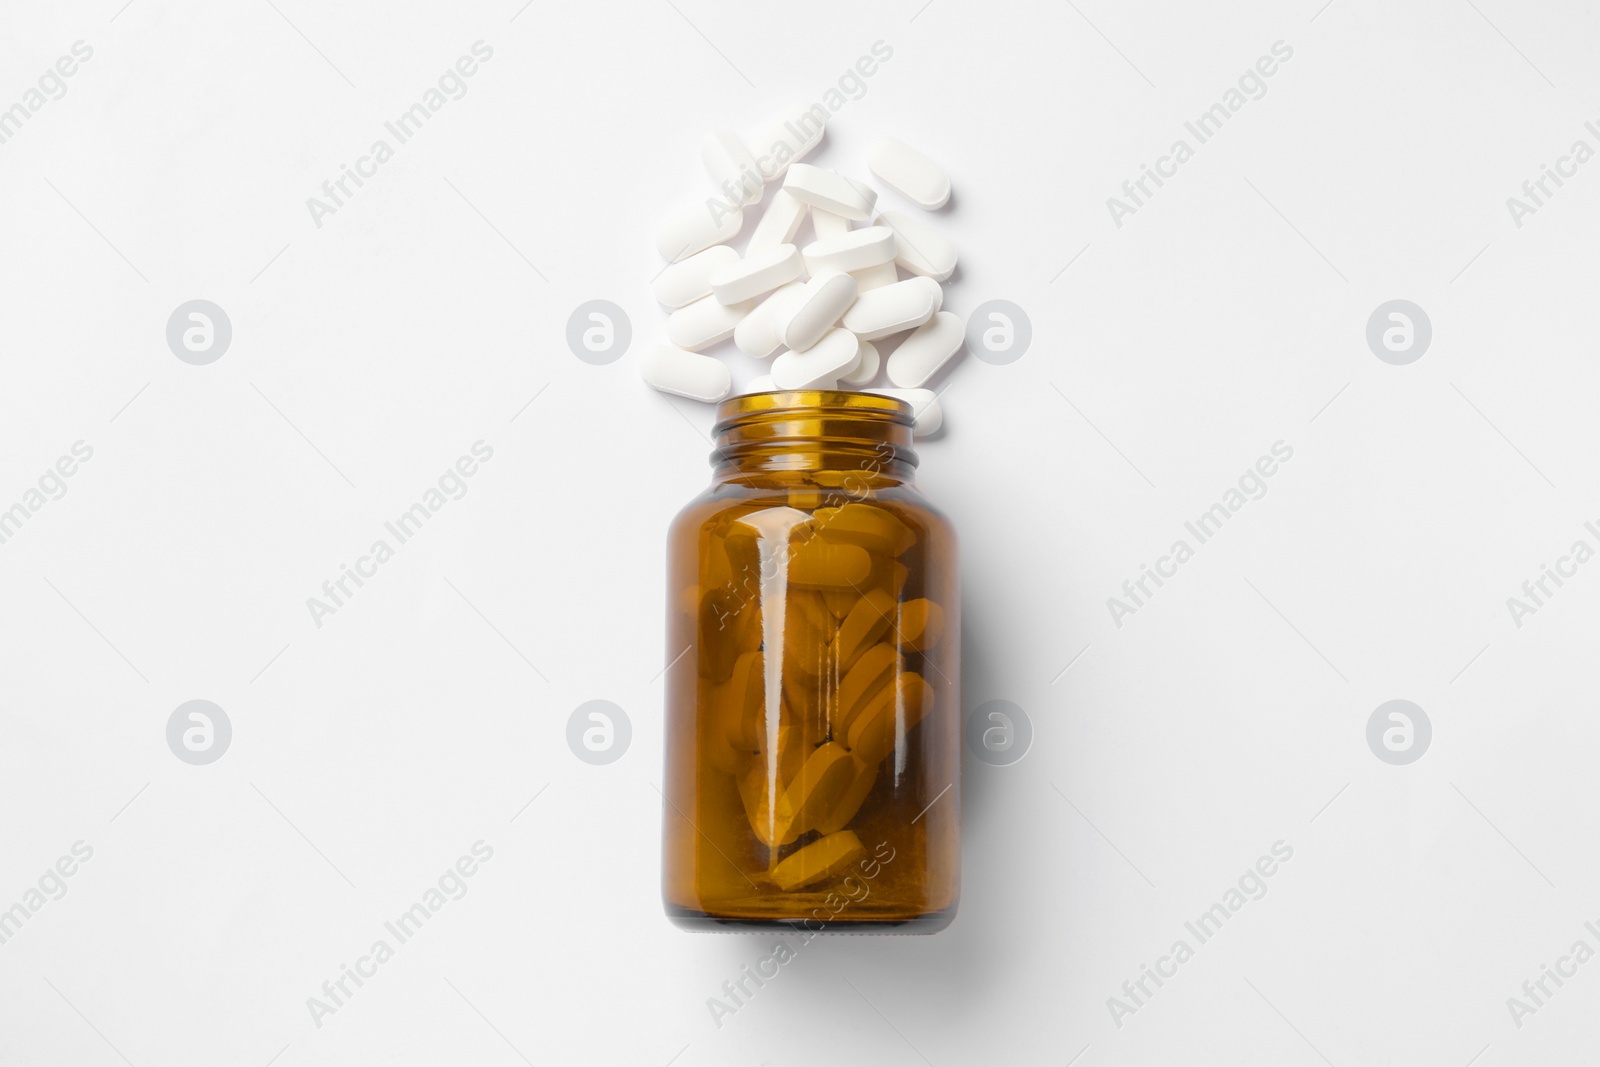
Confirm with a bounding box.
[713,390,915,434]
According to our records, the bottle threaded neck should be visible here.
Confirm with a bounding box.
[710,391,917,479]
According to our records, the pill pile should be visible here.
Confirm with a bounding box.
[701,501,945,890]
[644,112,962,438]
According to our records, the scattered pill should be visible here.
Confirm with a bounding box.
[867,137,951,210]
[772,327,861,390]
[869,387,942,437]
[743,374,777,393]
[802,226,897,274]
[746,188,808,251]
[710,243,803,305]
[811,208,851,243]
[771,830,865,890]
[876,210,957,281]
[657,202,743,262]
[734,280,807,359]
[653,245,740,308]
[639,345,733,402]
[780,269,858,351]
[784,164,876,221]
[703,130,762,206]
[836,338,864,381]
[838,339,879,387]
[667,293,756,351]
[886,311,964,387]
[852,260,899,292]
[846,175,879,208]
[840,276,939,340]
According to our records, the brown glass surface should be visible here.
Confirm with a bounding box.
[662,392,960,932]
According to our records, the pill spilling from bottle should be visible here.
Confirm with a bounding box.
[644,110,962,438]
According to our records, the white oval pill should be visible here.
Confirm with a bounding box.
[840,277,938,340]
[869,387,942,437]
[710,243,803,305]
[838,339,880,387]
[867,137,951,210]
[746,189,807,251]
[702,130,762,206]
[886,311,964,387]
[918,274,944,312]
[652,245,739,308]
[779,269,858,352]
[836,338,864,381]
[733,280,807,359]
[772,328,859,390]
[783,164,876,221]
[851,261,899,292]
[743,373,777,393]
[846,176,879,207]
[656,202,743,262]
[875,210,957,281]
[666,293,755,351]
[640,345,732,402]
[748,107,825,181]
[810,208,851,243]
[802,226,896,274]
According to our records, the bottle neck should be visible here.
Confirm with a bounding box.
[709,391,918,487]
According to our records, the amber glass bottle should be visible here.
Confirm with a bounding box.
[662,391,959,933]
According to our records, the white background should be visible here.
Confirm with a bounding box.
[2,0,1599,1064]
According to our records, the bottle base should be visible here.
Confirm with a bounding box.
[665,903,956,935]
